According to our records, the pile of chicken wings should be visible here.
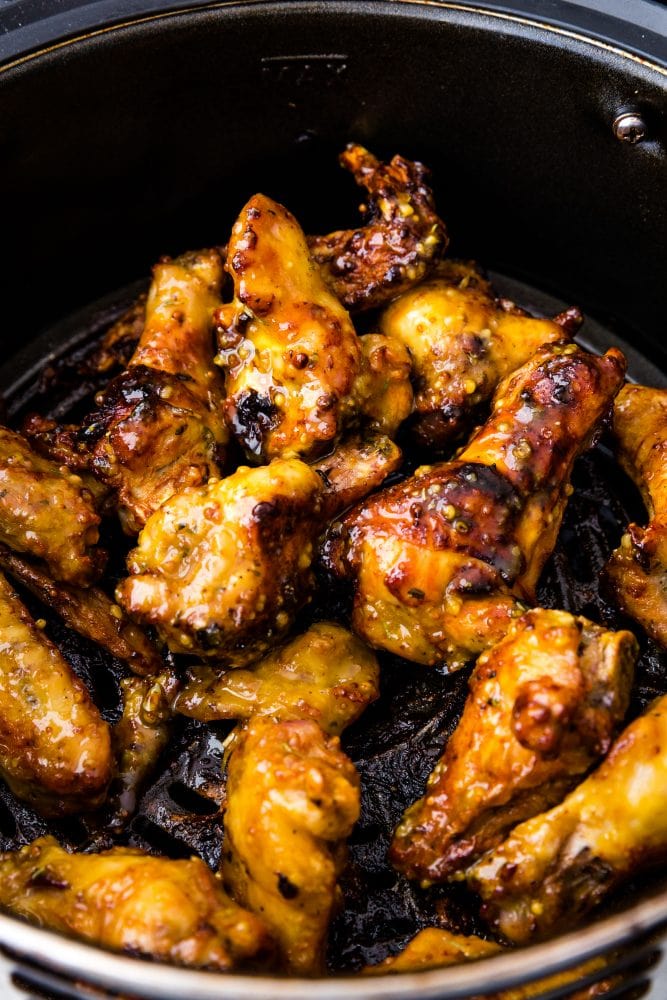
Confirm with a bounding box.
[0,145,665,988]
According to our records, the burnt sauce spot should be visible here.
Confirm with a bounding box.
[228,389,279,457]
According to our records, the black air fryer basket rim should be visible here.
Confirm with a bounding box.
[0,1,666,998]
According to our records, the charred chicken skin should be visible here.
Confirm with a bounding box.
[117,435,401,663]
[0,572,111,816]
[323,343,626,667]
[604,384,667,647]
[175,620,380,735]
[215,194,363,463]
[0,427,103,585]
[390,609,637,883]
[27,249,228,534]
[0,836,273,971]
[308,144,447,312]
[222,717,360,975]
[379,260,582,451]
[468,693,667,944]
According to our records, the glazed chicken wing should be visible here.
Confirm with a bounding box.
[175,621,379,734]
[28,249,228,534]
[0,427,103,585]
[118,435,401,663]
[0,545,164,677]
[215,194,362,462]
[379,259,582,450]
[352,333,414,438]
[0,836,273,971]
[604,384,667,647]
[390,609,637,883]
[222,717,360,975]
[323,343,626,667]
[0,572,111,816]
[468,693,667,944]
[308,144,447,312]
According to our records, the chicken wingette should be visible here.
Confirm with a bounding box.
[379,260,582,450]
[0,427,103,585]
[308,144,447,312]
[27,249,229,534]
[468,693,667,944]
[323,342,626,667]
[0,571,111,816]
[175,620,379,734]
[215,194,363,462]
[117,435,401,663]
[390,609,637,882]
[222,717,360,975]
[604,384,667,647]
[0,836,273,970]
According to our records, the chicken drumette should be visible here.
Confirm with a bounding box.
[117,434,401,663]
[323,342,626,667]
[0,836,273,970]
[222,716,360,975]
[27,249,228,534]
[604,384,667,648]
[308,144,447,312]
[379,259,582,451]
[390,609,636,882]
[0,572,111,816]
[468,693,667,944]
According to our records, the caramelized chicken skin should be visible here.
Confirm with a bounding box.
[308,144,447,312]
[118,435,401,663]
[468,693,667,944]
[379,260,582,450]
[0,836,273,970]
[604,384,667,647]
[175,621,379,734]
[222,717,360,975]
[390,609,636,882]
[0,572,111,816]
[0,427,103,585]
[215,194,362,462]
[323,343,626,667]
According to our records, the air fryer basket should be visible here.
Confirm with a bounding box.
[0,2,666,998]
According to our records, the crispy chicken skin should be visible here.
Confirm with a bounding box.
[0,545,164,677]
[222,717,360,975]
[379,260,582,450]
[0,836,273,971]
[308,144,447,312]
[604,384,667,647]
[215,194,362,463]
[28,250,228,535]
[323,343,626,667]
[468,693,667,944]
[118,436,401,663]
[175,621,380,734]
[0,572,111,816]
[0,427,103,585]
[390,609,637,883]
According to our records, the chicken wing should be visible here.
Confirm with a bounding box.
[604,384,667,647]
[215,194,362,462]
[0,572,111,816]
[390,609,637,883]
[323,343,626,667]
[222,717,360,975]
[0,427,103,585]
[117,435,401,663]
[28,249,228,535]
[468,693,667,944]
[0,836,273,971]
[352,333,414,438]
[175,621,379,734]
[308,144,447,312]
[379,260,582,450]
[0,545,164,677]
